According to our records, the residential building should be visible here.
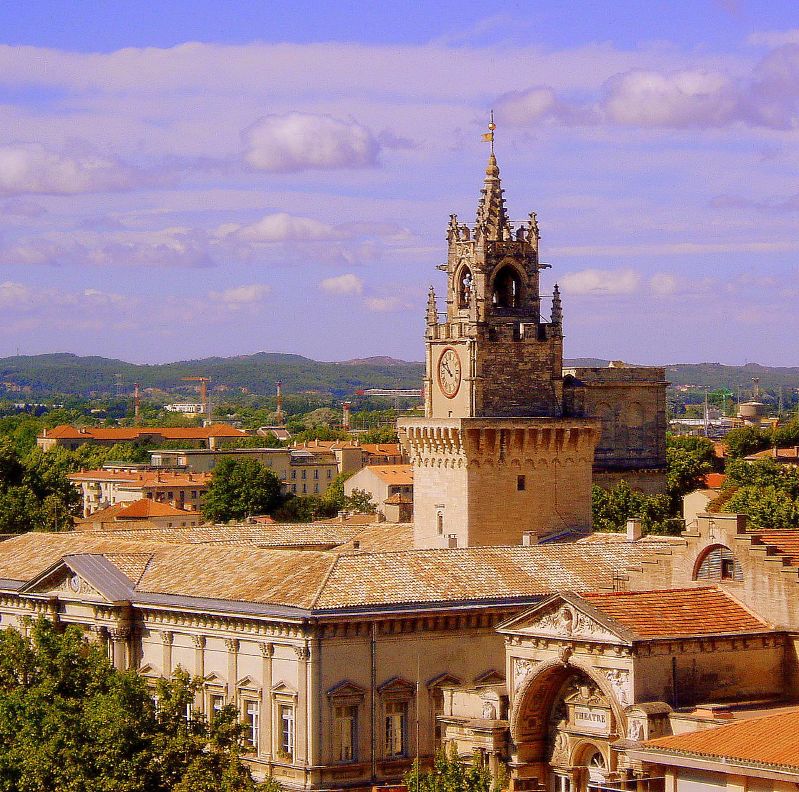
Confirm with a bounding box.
[75,498,204,530]
[344,465,413,522]
[37,423,248,451]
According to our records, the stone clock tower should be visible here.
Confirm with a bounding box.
[398,140,600,549]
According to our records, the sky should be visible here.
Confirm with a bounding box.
[2,1,799,366]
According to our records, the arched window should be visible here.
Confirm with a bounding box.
[694,544,744,582]
[457,266,473,308]
[492,266,522,308]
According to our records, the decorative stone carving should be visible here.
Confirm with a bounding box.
[481,700,497,719]
[109,626,130,641]
[604,668,630,706]
[513,657,537,690]
[627,719,643,741]
[160,631,174,645]
[558,645,573,666]
[259,641,274,657]
[293,644,310,660]
[224,638,239,653]
[191,635,206,649]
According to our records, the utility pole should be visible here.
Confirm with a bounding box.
[181,377,211,422]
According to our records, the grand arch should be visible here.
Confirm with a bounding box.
[510,657,627,792]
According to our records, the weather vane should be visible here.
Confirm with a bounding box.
[481,109,496,154]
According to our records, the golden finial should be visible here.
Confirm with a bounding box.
[481,109,496,154]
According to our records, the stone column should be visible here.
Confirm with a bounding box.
[109,626,131,670]
[260,642,274,759]
[294,644,310,765]
[193,635,206,711]
[225,638,240,700]
[161,630,174,677]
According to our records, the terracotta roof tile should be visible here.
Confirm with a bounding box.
[0,533,667,612]
[644,709,799,771]
[363,464,413,484]
[43,424,246,441]
[115,499,194,519]
[702,473,727,489]
[750,531,799,567]
[581,587,770,638]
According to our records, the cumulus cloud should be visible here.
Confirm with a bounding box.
[243,112,380,173]
[494,86,559,125]
[0,143,154,195]
[319,273,364,295]
[208,283,271,307]
[649,273,678,296]
[228,212,341,242]
[363,296,409,312]
[560,268,641,295]
[0,227,214,268]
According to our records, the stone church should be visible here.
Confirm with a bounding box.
[399,144,667,549]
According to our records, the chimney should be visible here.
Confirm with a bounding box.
[626,518,643,542]
[447,534,458,548]
[342,401,352,431]
[352,540,361,551]
[275,380,284,424]
[134,382,141,424]
[521,531,535,546]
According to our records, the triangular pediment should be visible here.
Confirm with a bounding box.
[236,675,260,691]
[327,680,367,699]
[474,669,505,687]
[271,680,297,695]
[377,676,415,697]
[497,594,633,645]
[23,563,107,601]
[20,554,134,604]
[426,672,462,690]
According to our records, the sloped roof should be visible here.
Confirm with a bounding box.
[750,531,799,567]
[581,587,770,639]
[43,424,246,441]
[115,499,194,519]
[642,709,799,774]
[363,465,413,485]
[0,533,669,616]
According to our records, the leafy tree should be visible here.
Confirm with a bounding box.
[405,745,494,792]
[0,618,269,792]
[723,425,769,458]
[725,458,799,497]
[591,482,674,535]
[723,485,799,529]
[202,458,284,522]
[270,494,337,523]
[665,435,714,507]
[344,488,376,514]
[359,425,399,444]
[321,471,353,511]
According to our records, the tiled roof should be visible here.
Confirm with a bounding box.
[746,447,799,461]
[76,502,128,523]
[643,709,799,772]
[702,473,727,489]
[0,533,667,614]
[384,493,413,504]
[361,443,402,457]
[334,522,414,553]
[313,513,382,526]
[70,470,212,488]
[115,499,193,519]
[750,531,799,567]
[363,464,413,484]
[581,588,770,638]
[43,424,246,440]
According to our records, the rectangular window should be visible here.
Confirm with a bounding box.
[185,702,193,723]
[334,705,357,762]
[721,558,735,580]
[210,694,225,719]
[301,470,306,479]
[327,469,332,479]
[244,700,259,750]
[314,469,319,479]
[292,484,297,493]
[384,702,406,757]
[280,704,295,759]
[291,470,296,479]
[517,475,526,491]
[314,483,319,493]
[302,483,307,494]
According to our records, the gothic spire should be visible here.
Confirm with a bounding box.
[475,113,509,240]
[426,285,438,326]
[551,283,562,329]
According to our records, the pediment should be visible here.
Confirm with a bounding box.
[139,663,160,677]
[272,680,298,695]
[474,669,505,687]
[236,675,260,691]
[497,594,632,645]
[377,676,415,697]
[426,672,462,690]
[204,672,227,686]
[20,554,134,604]
[327,680,367,699]
[23,565,107,601]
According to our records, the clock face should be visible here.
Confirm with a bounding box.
[438,348,462,398]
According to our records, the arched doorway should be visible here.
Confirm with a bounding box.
[511,661,623,792]
[492,265,522,308]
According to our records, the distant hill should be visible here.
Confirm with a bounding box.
[0,353,797,400]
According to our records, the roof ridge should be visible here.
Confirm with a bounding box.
[309,553,344,610]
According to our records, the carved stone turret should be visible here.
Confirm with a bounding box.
[426,286,438,327]
[551,283,562,331]
[475,153,509,242]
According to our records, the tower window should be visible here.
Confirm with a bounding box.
[493,266,521,308]
[458,267,473,308]
[517,475,526,491]
[437,512,444,534]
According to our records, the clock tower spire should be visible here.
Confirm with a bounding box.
[399,121,599,549]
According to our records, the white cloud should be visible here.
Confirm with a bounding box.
[229,212,341,242]
[243,112,380,172]
[209,283,271,307]
[319,273,364,295]
[494,87,558,125]
[748,29,799,48]
[0,143,151,195]
[602,69,738,128]
[560,268,641,295]
[363,296,408,312]
[649,273,678,295]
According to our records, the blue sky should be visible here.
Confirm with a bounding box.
[1,1,799,365]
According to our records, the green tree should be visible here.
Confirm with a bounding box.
[0,618,269,792]
[665,435,714,506]
[202,458,284,522]
[723,485,799,529]
[723,425,769,458]
[591,482,674,535]
[321,471,353,511]
[344,488,376,514]
[405,745,494,792]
